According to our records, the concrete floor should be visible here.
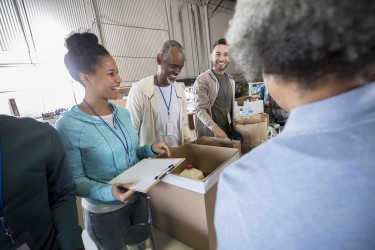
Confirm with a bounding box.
[82,226,193,250]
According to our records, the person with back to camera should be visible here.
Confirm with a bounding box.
[55,31,170,250]
[215,0,375,249]
[0,115,84,250]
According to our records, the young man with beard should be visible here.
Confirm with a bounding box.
[193,38,236,138]
[127,40,195,148]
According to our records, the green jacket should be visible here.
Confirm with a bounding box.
[0,115,83,250]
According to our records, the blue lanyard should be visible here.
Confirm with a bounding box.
[157,81,173,119]
[83,100,131,165]
[212,69,230,108]
[0,140,15,243]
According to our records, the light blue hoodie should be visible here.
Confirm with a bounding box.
[55,104,156,205]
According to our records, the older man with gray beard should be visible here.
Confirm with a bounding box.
[127,40,195,148]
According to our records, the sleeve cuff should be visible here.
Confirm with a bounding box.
[146,144,157,157]
[102,184,116,201]
[207,121,217,131]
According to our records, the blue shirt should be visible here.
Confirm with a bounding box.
[215,82,375,250]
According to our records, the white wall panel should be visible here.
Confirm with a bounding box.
[115,57,156,84]
[99,23,169,59]
[208,9,239,75]
[94,0,169,30]
[169,0,210,78]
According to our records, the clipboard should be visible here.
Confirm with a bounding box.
[109,158,184,193]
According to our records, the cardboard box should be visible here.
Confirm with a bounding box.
[235,95,259,106]
[235,99,264,114]
[117,87,131,99]
[235,113,269,125]
[241,142,258,155]
[110,98,127,107]
[149,144,240,250]
[118,87,131,95]
[76,197,84,229]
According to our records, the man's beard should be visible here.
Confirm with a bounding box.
[214,62,229,71]
[167,77,176,85]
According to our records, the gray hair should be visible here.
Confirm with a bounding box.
[159,40,185,56]
[227,0,375,88]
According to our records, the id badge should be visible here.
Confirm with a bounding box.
[227,112,232,125]
[2,232,35,250]
[166,121,174,136]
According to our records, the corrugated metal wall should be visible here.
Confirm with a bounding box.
[0,0,237,116]
[0,0,24,51]
[92,0,170,83]
[0,0,90,64]
[0,0,234,81]
[22,0,90,63]
[0,0,31,63]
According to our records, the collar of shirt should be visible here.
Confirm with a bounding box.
[283,82,375,134]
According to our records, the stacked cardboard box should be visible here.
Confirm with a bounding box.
[109,98,127,107]
[117,87,131,99]
[234,95,259,106]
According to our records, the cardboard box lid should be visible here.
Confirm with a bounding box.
[161,144,239,194]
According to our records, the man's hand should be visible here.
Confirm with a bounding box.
[213,125,228,138]
[152,142,171,157]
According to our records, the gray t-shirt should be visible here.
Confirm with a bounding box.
[212,73,232,133]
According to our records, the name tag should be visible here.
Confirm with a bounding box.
[166,121,174,136]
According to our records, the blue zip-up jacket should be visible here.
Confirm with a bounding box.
[55,104,156,205]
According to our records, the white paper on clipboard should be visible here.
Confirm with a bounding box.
[109,158,184,193]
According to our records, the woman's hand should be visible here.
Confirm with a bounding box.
[112,182,136,203]
[152,142,171,157]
